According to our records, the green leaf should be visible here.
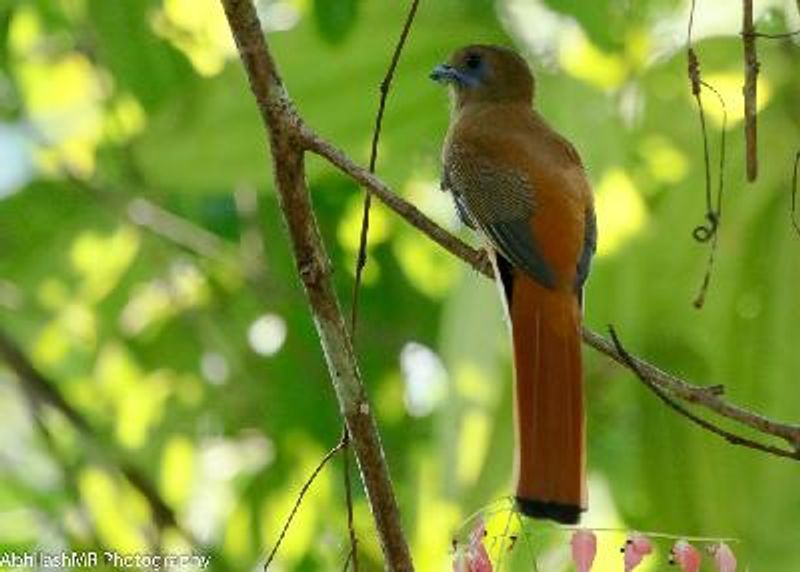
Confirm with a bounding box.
[87,0,195,111]
[313,0,358,44]
[0,2,12,73]
[542,0,622,50]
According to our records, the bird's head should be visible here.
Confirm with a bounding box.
[430,44,534,108]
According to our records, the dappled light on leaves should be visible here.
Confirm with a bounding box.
[593,169,647,257]
[160,434,196,508]
[559,29,628,91]
[456,409,492,487]
[247,313,287,357]
[200,351,230,385]
[32,303,96,365]
[223,504,254,563]
[78,467,150,554]
[10,7,105,174]
[394,229,461,298]
[639,136,689,186]
[413,456,461,570]
[698,72,773,127]
[120,260,210,336]
[338,194,394,252]
[95,343,172,449]
[155,0,237,76]
[103,94,147,144]
[70,226,141,303]
[399,341,448,417]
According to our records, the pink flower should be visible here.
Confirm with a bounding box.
[709,542,737,572]
[571,529,597,572]
[622,534,652,571]
[670,540,701,572]
[453,518,492,572]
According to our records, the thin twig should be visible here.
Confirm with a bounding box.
[341,546,354,572]
[693,81,727,308]
[687,50,714,243]
[743,0,759,181]
[494,506,515,572]
[342,428,359,572]
[608,326,800,459]
[264,437,348,570]
[686,4,710,234]
[686,1,727,309]
[742,30,800,39]
[791,150,800,238]
[583,328,800,451]
[350,0,421,338]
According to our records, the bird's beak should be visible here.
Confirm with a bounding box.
[429,63,461,85]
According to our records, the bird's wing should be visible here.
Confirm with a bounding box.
[445,144,557,288]
[441,167,478,230]
[575,207,596,291]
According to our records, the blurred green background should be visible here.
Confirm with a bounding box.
[1,0,799,570]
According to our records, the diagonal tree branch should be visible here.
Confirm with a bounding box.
[608,326,799,460]
[219,1,414,570]
[303,131,493,277]
[584,328,800,452]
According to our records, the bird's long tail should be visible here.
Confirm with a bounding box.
[510,274,585,524]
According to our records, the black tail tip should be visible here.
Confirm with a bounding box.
[515,496,583,524]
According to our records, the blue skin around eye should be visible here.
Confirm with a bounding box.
[459,59,486,87]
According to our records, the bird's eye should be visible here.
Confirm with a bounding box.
[465,53,481,70]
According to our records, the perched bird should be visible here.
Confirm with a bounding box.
[431,45,596,524]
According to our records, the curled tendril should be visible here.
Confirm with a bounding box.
[692,211,719,242]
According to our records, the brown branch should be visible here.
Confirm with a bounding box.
[264,436,348,570]
[584,328,800,452]
[743,0,759,182]
[219,1,414,570]
[351,0,421,336]
[303,131,493,278]
[742,30,800,39]
[608,327,800,460]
